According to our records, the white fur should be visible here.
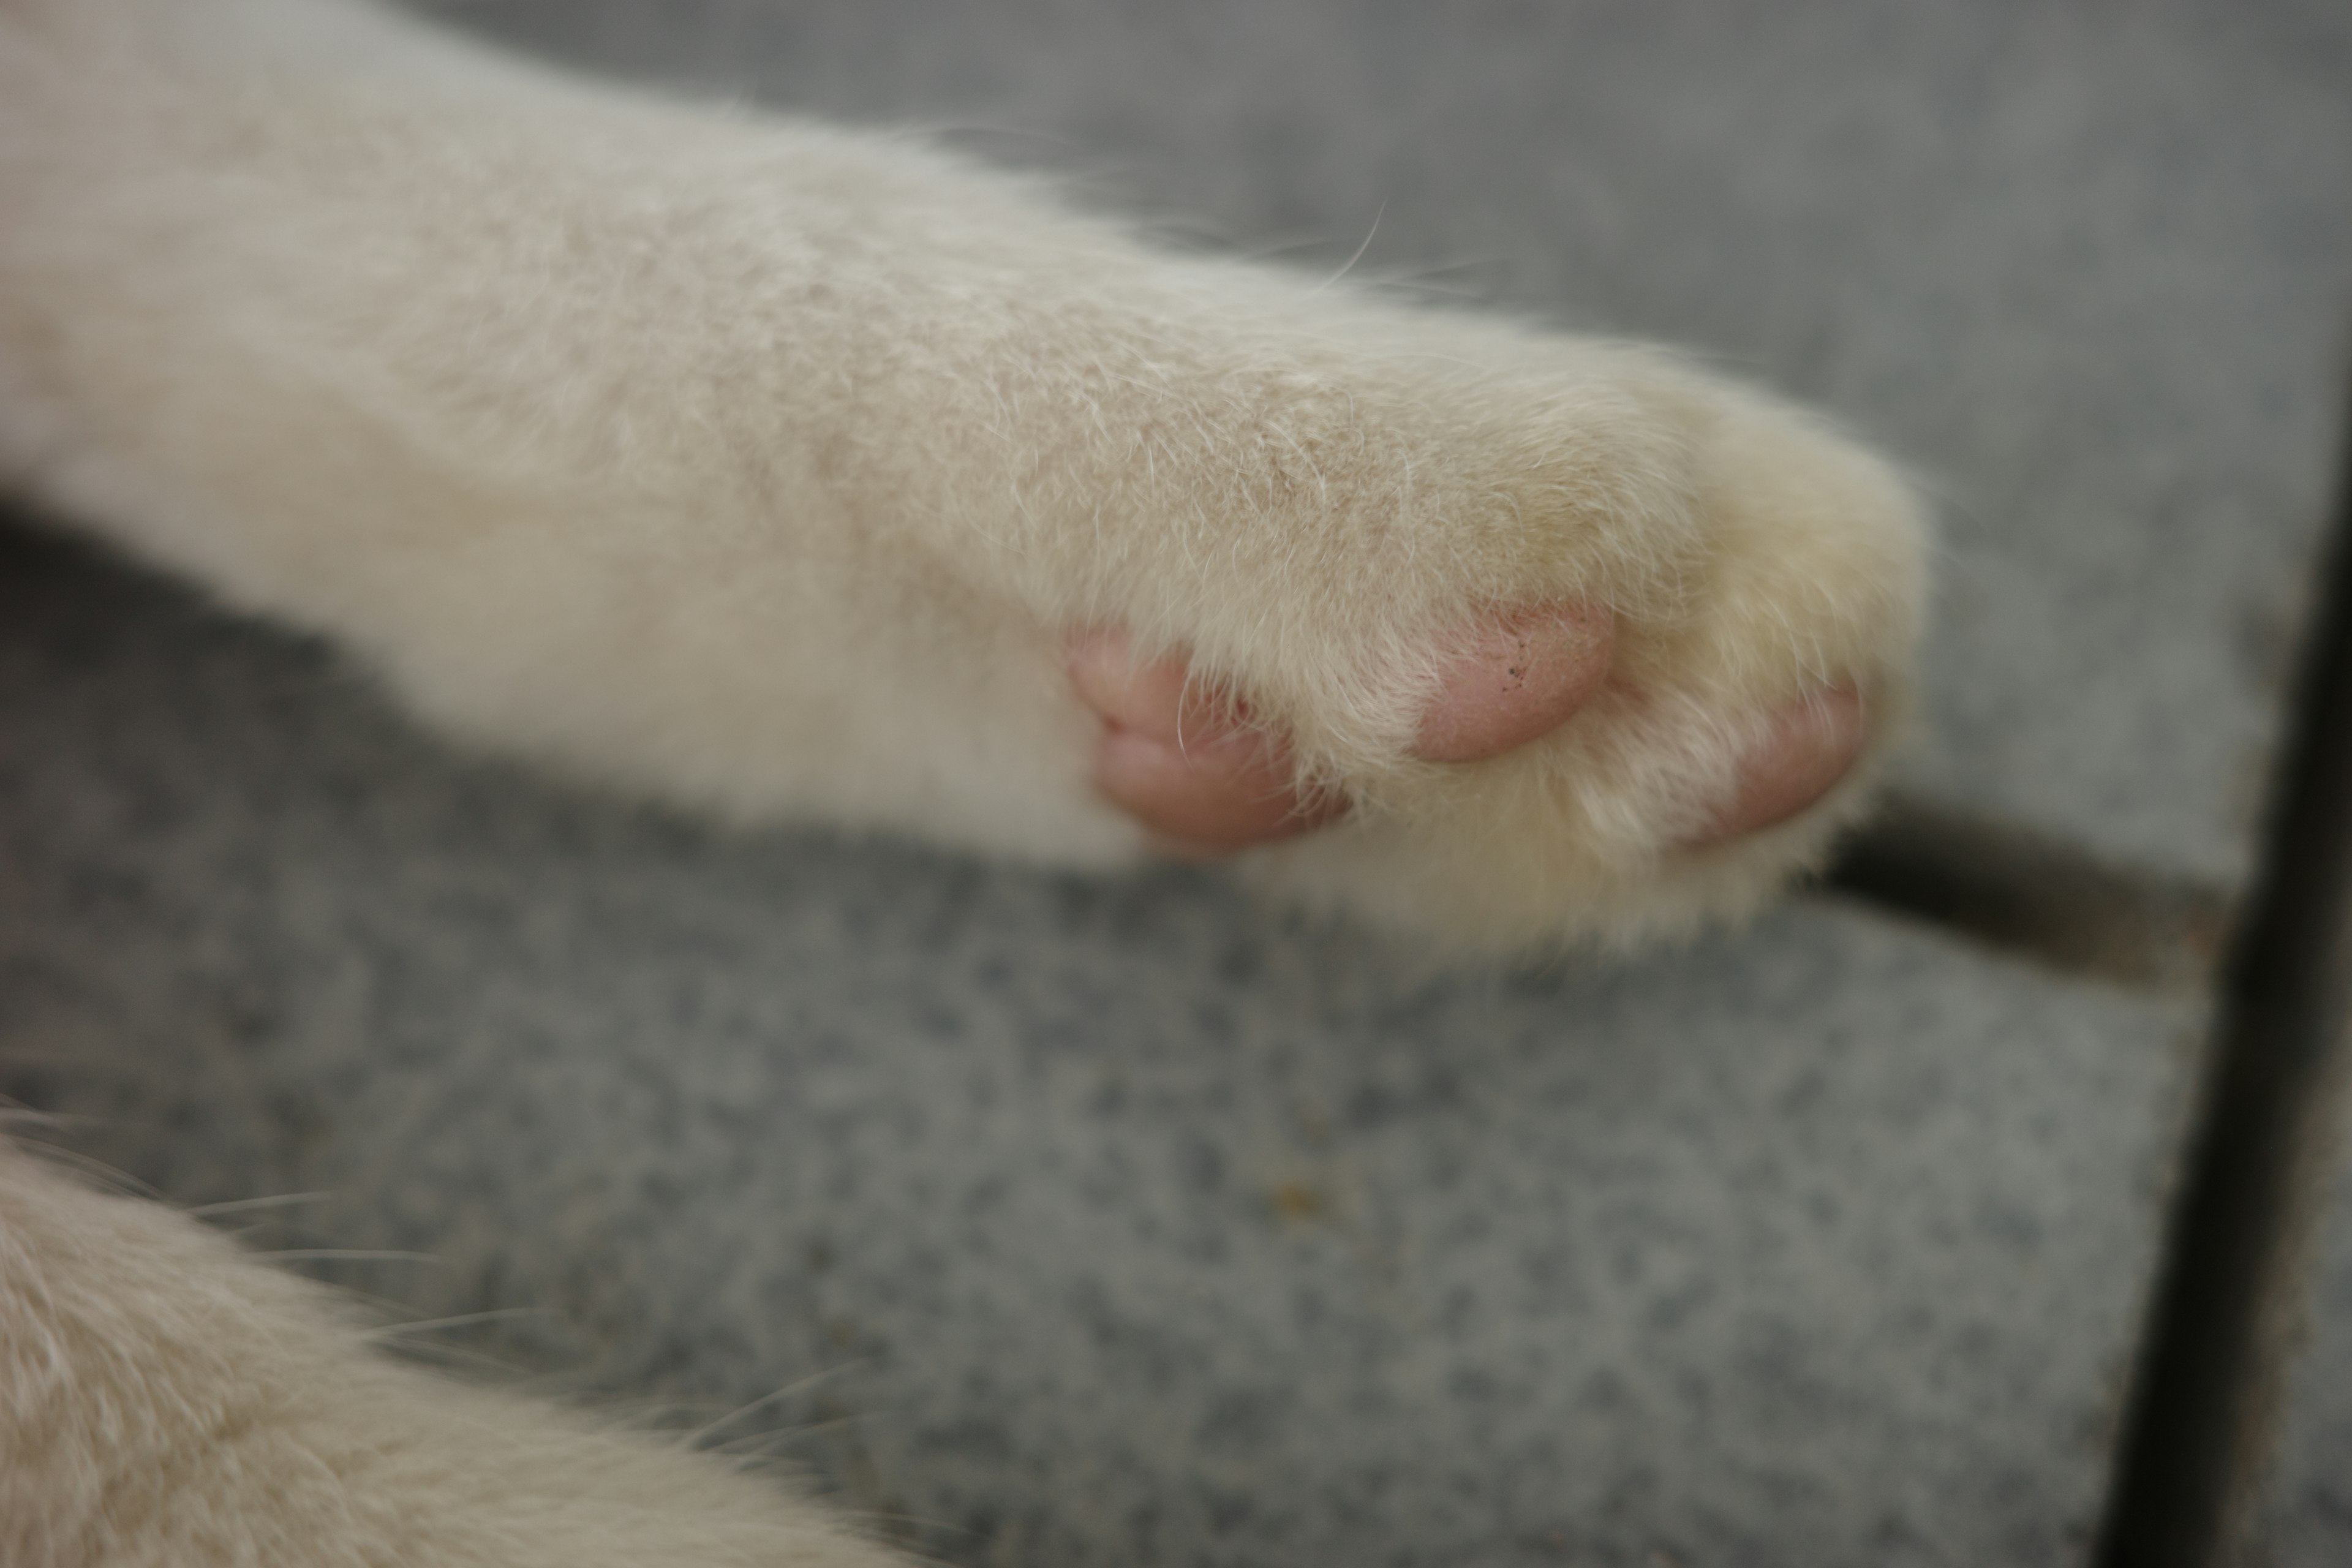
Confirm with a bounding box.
[0,0,1931,1559]
[0,0,1925,953]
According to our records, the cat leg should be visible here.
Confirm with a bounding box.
[0,1139,911,1568]
[0,0,1927,951]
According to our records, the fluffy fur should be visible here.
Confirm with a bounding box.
[0,1142,909,1567]
[0,0,1929,1560]
[0,0,1925,952]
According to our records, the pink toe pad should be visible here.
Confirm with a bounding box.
[1414,603,1615,763]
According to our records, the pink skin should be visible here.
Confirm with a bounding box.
[1066,605,1868,856]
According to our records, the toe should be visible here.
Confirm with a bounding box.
[1414,603,1615,763]
[1068,630,1339,852]
[1093,726,1339,851]
[1687,685,1869,847]
[1066,629,1218,745]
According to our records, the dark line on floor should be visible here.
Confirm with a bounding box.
[2094,385,2352,1568]
[1823,794,2233,992]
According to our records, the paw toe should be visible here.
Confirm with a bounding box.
[1412,602,1615,764]
[1068,630,1340,851]
[1683,685,1869,849]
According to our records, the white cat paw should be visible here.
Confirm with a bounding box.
[1038,347,1928,951]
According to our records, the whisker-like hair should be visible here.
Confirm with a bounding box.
[367,1305,549,1341]
[1310,200,1386,293]
[684,1361,870,1449]
[187,1190,334,1217]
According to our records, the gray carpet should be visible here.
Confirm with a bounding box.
[6,1,2351,1564]
[0,531,2198,1565]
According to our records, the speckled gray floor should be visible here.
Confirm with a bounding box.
[4,2,2350,1565]
[0,532,2200,1566]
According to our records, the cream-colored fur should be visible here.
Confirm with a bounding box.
[0,0,1925,952]
[0,1142,910,1567]
[0,0,1929,1560]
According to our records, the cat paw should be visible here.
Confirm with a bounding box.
[1042,354,1927,952]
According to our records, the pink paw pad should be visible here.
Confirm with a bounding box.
[1067,608,1868,859]
[1687,685,1870,848]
